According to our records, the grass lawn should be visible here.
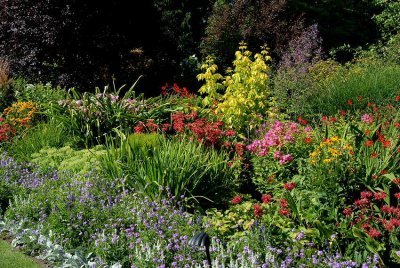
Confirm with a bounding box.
[0,239,46,268]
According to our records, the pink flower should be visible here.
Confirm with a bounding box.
[273,150,283,160]
[361,114,373,124]
[279,154,294,165]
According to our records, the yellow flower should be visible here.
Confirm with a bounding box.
[328,147,341,157]
[309,150,320,158]
[323,158,333,163]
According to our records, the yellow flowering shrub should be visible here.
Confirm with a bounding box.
[309,136,353,166]
[3,101,38,126]
[197,42,276,134]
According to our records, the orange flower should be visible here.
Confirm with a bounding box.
[365,140,374,147]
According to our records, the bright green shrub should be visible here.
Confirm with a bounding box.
[197,42,276,135]
[30,145,106,174]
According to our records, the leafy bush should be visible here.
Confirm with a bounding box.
[49,83,174,147]
[198,43,276,135]
[30,145,105,174]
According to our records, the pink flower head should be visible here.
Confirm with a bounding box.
[279,154,294,165]
[361,114,373,124]
[273,150,283,160]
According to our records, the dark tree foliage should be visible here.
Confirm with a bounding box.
[201,0,308,67]
[0,1,211,94]
[289,0,382,61]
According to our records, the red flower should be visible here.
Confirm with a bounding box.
[304,137,312,144]
[392,178,400,185]
[224,130,236,137]
[357,95,363,101]
[235,143,246,157]
[279,198,288,208]
[134,122,145,133]
[261,194,272,204]
[340,110,347,116]
[161,123,171,132]
[330,116,338,122]
[347,99,353,106]
[343,207,352,216]
[146,119,158,133]
[365,140,374,147]
[321,116,328,122]
[370,152,378,158]
[374,191,387,201]
[297,116,308,126]
[364,129,371,136]
[361,191,373,199]
[279,208,290,216]
[367,228,381,239]
[231,195,242,205]
[283,182,297,191]
[354,198,370,207]
[382,140,391,148]
[396,95,400,102]
[395,193,400,199]
[253,203,263,217]
[380,205,393,214]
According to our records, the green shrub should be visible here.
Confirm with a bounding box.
[30,145,106,174]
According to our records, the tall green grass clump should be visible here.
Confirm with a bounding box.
[8,121,77,162]
[101,133,237,206]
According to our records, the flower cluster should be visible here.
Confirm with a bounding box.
[133,111,239,150]
[161,83,193,98]
[344,189,400,240]
[0,118,16,142]
[247,121,313,165]
[2,101,37,127]
[309,136,353,165]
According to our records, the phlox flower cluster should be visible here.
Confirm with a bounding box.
[247,121,312,165]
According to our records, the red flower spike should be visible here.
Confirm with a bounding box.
[347,99,353,106]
